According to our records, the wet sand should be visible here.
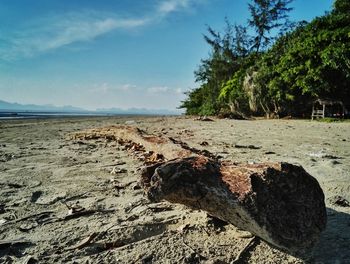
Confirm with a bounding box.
[0,116,349,263]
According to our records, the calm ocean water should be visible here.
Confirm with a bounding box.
[0,111,169,120]
[0,111,115,120]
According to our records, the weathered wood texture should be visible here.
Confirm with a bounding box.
[70,125,327,253]
[141,156,327,254]
[69,125,216,161]
[69,125,192,160]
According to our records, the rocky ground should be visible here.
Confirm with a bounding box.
[0,116,349,263]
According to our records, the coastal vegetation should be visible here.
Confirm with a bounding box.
[180,0,350,118]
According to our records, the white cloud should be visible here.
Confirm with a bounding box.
[120,84,137,91]
[89,83,183,96]
[175,87,184,94]
[40,17,148,51]
[88,83,138,93]
[147,86,186,96]
[147,86,170,93]
[0,12,148,61]
[157,0,191,15]
[0,1,204,61]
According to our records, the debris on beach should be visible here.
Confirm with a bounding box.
[142,156,326,254]
[234,144,261,149]
[110,167,127,174]
[125,120,136,125]
[2,116,349,263]
[194,116,214,122]
[328,195,350,207]
[70,124,327,254]
[200,141,209,146]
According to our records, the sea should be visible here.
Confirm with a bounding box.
[0,111,173,120]
[0,111,117,120]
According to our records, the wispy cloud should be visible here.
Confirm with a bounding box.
[147,86,185,96]
[0,12,149,61]
[89,83,185,97]
[0,1,202,61]
[157,0,191,15]
[88,83,138,93]
[147,86,170,93]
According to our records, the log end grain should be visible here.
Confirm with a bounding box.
[141,156,327,254]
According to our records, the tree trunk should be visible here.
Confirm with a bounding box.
[70,125,327,254]
[69,125,193,160]
[141,156,327,254]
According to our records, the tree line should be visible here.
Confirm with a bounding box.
[180,0,350,118]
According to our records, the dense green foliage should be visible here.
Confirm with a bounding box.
[180,0,350,118]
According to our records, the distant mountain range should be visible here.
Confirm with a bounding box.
[95,107,181,115]
[0,100,85,112]
[0,100,180,115]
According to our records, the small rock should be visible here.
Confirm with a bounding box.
[30,191,43,203]
[125,120,136,125]
[132,184,142,190]
[200,141,209,146]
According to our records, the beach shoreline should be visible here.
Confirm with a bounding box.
[0,116,349,263]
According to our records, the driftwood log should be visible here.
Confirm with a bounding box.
[141,156,326,254]
[70,125,197,160]
[70,125,327,253]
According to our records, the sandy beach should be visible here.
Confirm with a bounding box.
[0,116,349,263]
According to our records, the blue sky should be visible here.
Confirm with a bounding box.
[0,0,333,111]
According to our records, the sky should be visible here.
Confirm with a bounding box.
[0,0,333,111]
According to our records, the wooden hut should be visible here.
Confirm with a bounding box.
[311,99,345,120]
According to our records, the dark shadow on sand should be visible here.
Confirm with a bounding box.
[309,208,350,264]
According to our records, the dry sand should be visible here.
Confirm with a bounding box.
[0,116,349,263]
